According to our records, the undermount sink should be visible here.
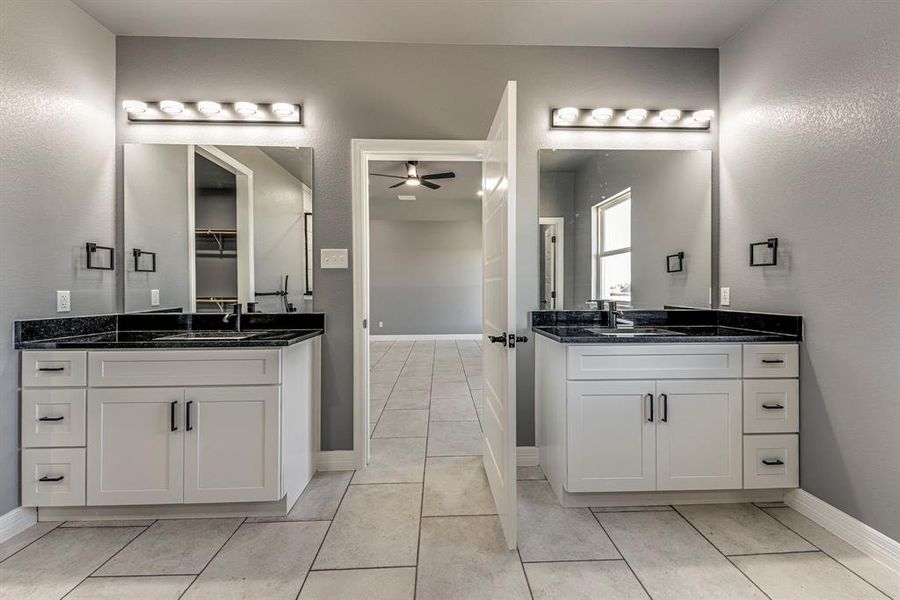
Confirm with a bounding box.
[154,331,259,341]
[583,327,684,337]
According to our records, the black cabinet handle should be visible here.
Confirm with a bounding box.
[170,400,178,432]
[38,416,65,422]
[761,403,785,410]
[186,400,193,431]
[660,393,668,422]
[38,367,65,372]
[762,459,784,466]
[39,475,64,482]
[646,393,654,422]
[761,359,784,364]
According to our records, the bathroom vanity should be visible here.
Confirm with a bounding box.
[533,310,802,507]
[15,312,324,520]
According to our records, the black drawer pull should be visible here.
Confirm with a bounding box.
[186,400,193,431]
[170,400,178,432]
[761,359,784,364]
[38,416,65,422]
[762,459,784,466]
[39,475,64,482]
[761,403,784,410]
[38,367,66,372]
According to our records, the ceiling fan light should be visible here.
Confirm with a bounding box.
[557,107,580,122]
[406,178,421,187]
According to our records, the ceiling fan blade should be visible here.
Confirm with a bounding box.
[389,181,408,188]
[371,173,407,179]
[420,180,440,190]
[421,172,456,180]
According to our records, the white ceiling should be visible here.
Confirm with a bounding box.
[73,0,774,48]
[369,161,482,221]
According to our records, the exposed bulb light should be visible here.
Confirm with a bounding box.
[625,108,648,122]
[197,101,221,115]
[659,109,682,122]
[272,102,295,117]
[692,109,715,122]
[159,100,184,114]
[591,108,614,121]
[122,100,147,114]
[405,178,421,187]
[234,101,258,115]
[557,107,579,122]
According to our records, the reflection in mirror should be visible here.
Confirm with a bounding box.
[124,144,313,313]
[539,149,711,310]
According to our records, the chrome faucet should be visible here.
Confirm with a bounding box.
[222,303,242,331]
[603,300,628,328]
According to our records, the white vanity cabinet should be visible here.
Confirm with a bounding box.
[537,336,799,503]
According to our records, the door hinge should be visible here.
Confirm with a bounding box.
[551,236,557,243]
[363,318,368,329]
[550,291,556,299]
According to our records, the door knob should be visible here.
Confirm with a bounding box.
[488,333,508,346]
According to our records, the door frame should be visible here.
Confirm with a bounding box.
[351,139,485,470]
[538,217,565,309]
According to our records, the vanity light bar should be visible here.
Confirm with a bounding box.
[123,101,302,125]
[550,107,713,130]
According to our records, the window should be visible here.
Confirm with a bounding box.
[592,189,631,303]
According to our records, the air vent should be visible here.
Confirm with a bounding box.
[397,195,416,201]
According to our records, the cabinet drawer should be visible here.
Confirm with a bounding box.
[743,434,799,489]
[21,351,87,387]
[567,345,742,380]
[89,350,281,387]
[743,344,798,378]
[22,448,86,507]
[743,380,799,434]
[22,389,86,448]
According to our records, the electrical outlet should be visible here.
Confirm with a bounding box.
[151,289,160,307]
[720,287,731,307]
[57,290,71,313]
[378,321,383,328]
[320,248,349,269]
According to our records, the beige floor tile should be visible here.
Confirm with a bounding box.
[675,503,815,555]
[370,398,387,422]
[423,456,496,516]
[517,480,620,562]
[385,388,431,410]
[66,576,194,599]
[429,395,478,421]
[591,505,673,513]
[351,438,426,484]
[299,567,416,600]
[0,521,59,562]
[372,409,429,438]
[765,507,900,598]
[96,518,242,576]
[427,420,483,456]
[60,519,156,527]
[525,560,649,600]
[0,527,144,600]
[597,511,767,599]
[431,381,471,398]
[248,471,352,522]
[732,551,887,599]
[467,375,484,390]
[183,521,329,599]
[432,369,467,382]
[369,383,393,401]
[393,376,431,391]
[313,483,420,569]
[416,516,531,600]
[370,370,400,385]
[516,466,546,481]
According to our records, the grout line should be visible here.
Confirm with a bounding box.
[420,513,499,519]
[294,474,353,600]
[59,521,154,599]
[0,520,62,565]
[308,563,417,572]
[590,511,655,600]
[176,517,246,600]
[727,549,824,557]
[520,557,630,564]
[517,547,536,600]
[413,340,436,600]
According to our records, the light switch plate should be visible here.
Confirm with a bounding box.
[321,248,349,269]
[151,289,160,306]
[57,290,71,313]
[720,287,731,306]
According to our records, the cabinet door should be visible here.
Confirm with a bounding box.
[184,386,280,503]
[566,380,656,492]
[87,388,184,505]
[656,380,742,490]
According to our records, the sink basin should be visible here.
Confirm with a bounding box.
[154,331,259,341]
[583,327,684,337]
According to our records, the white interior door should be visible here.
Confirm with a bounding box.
[482,81,518,550]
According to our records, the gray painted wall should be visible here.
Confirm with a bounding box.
[0,0,115,514]
[370,220,482,335]
[720,0,900,540]
[115,38,719,451]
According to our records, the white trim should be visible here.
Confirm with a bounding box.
[785,488,900,574]
[352,139,486,473]
[516,446,539,467]
[556,488,785,509]
[539,217,565,309]
[0,506,37,544]
[40,499,289,522]
[370,334,482,341]
[316,450,360,471]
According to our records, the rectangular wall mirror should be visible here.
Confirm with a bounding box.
[539,149,711,310]
[124,144,314,313]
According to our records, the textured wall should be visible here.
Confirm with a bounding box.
[0,0,115,513]
[720,0,900,539]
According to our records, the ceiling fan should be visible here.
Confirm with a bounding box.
[370,161,456,190]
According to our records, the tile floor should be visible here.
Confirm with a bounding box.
[1,339,897,599]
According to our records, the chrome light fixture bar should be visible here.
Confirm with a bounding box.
[550,107,712,130]
[123,101,302,125]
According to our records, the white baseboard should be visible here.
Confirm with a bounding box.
[516,446,539,467]
[370,334,481,341]
[317,450,359,471]
[557,487,785,509]
[0,507,37,544]
[785,488,900,574]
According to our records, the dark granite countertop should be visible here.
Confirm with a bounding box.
[532,324,799,344]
